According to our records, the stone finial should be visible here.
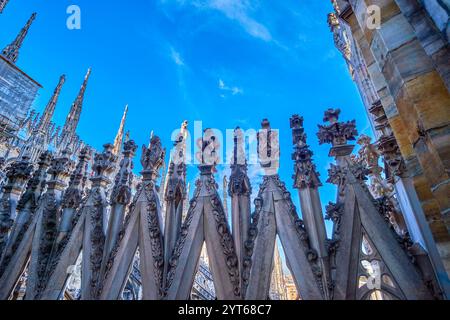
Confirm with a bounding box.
[195,128,220,170]
[165,121,188,201]
[47,148,75,185]
[141,135,165,181]
[261,118,270,130]
[111,140,137,205]
[17,151,53,209]
[257,119,280,175]
[229,127,251,196]
[92,144,117,180]
[122,139,138,157]
[4,155,34,188]
[290,115,322,189]
[171,120,189,167]
[317,108,358,157]
[323,108,341,124]
[61,147,92,209]
[69,147,92,187]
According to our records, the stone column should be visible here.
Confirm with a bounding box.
[56,147,92,244]
[81,144,117,300]
[0,156,33,257]
[163,125,187,286]
[228,127,251,294]
[290,115,332,299]
[25,149,74,300]
[103,140,137,267]
[0,152,52,269]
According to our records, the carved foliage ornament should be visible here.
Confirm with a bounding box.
[17,151,53,211]
[92,144,116,179]
[144,181,164,297]
[317,109,358,146]
[111,140,137,205]
[209,192,241,297]
[62,147,92,209]
[291,115,322,189]
[141,136,165,178]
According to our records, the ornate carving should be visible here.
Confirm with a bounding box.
[257,119,279,174]
[165,162,187,201]
[355,135,394,198]
[1,152,53,273]
[141,136,166,181]
[241,180,267,295]
[47,148,74,183]
[369,100,406,179]
[317,108,358,147]
[377,134,406,179]
[327,164,347,192]
[3,155,34,188]
[34,192,59,297]
[290,115,322,189]
[209,192,241,298]
[0,155,34,255]
[61,147,92,209]
[165,181,201,292]
[17,152,52,212]
[92,144,116,179]
[144,181,164,297]
[89,188,105,299]
[111,140,137,205]
[327,12,351,62]
[229,127,251,196]
[32,150,75,297]
[165,122,187,202]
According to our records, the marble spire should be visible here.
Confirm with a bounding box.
[37,75,66,133]
[58,68,91,152]
[2,12,36,63]
[112,104,128,156]
[0,0,10,13]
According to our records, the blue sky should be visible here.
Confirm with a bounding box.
[0,0,372,237]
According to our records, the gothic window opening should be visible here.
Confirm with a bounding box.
[357,231,403,300]
[269,238,300,300]
[62,251,82,300]
[121,250,142,300]
[191,244,216,300]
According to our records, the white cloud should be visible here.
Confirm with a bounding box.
[163,0,272,42]
[170,47,185,66]
[203,0,272,41]
[218,78,243,97]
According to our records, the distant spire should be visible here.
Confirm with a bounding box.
[37,75,66,132]
[0,0,10,13]
[112,104,128,155]
[59,68,91,151]
[2,12,36,63]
